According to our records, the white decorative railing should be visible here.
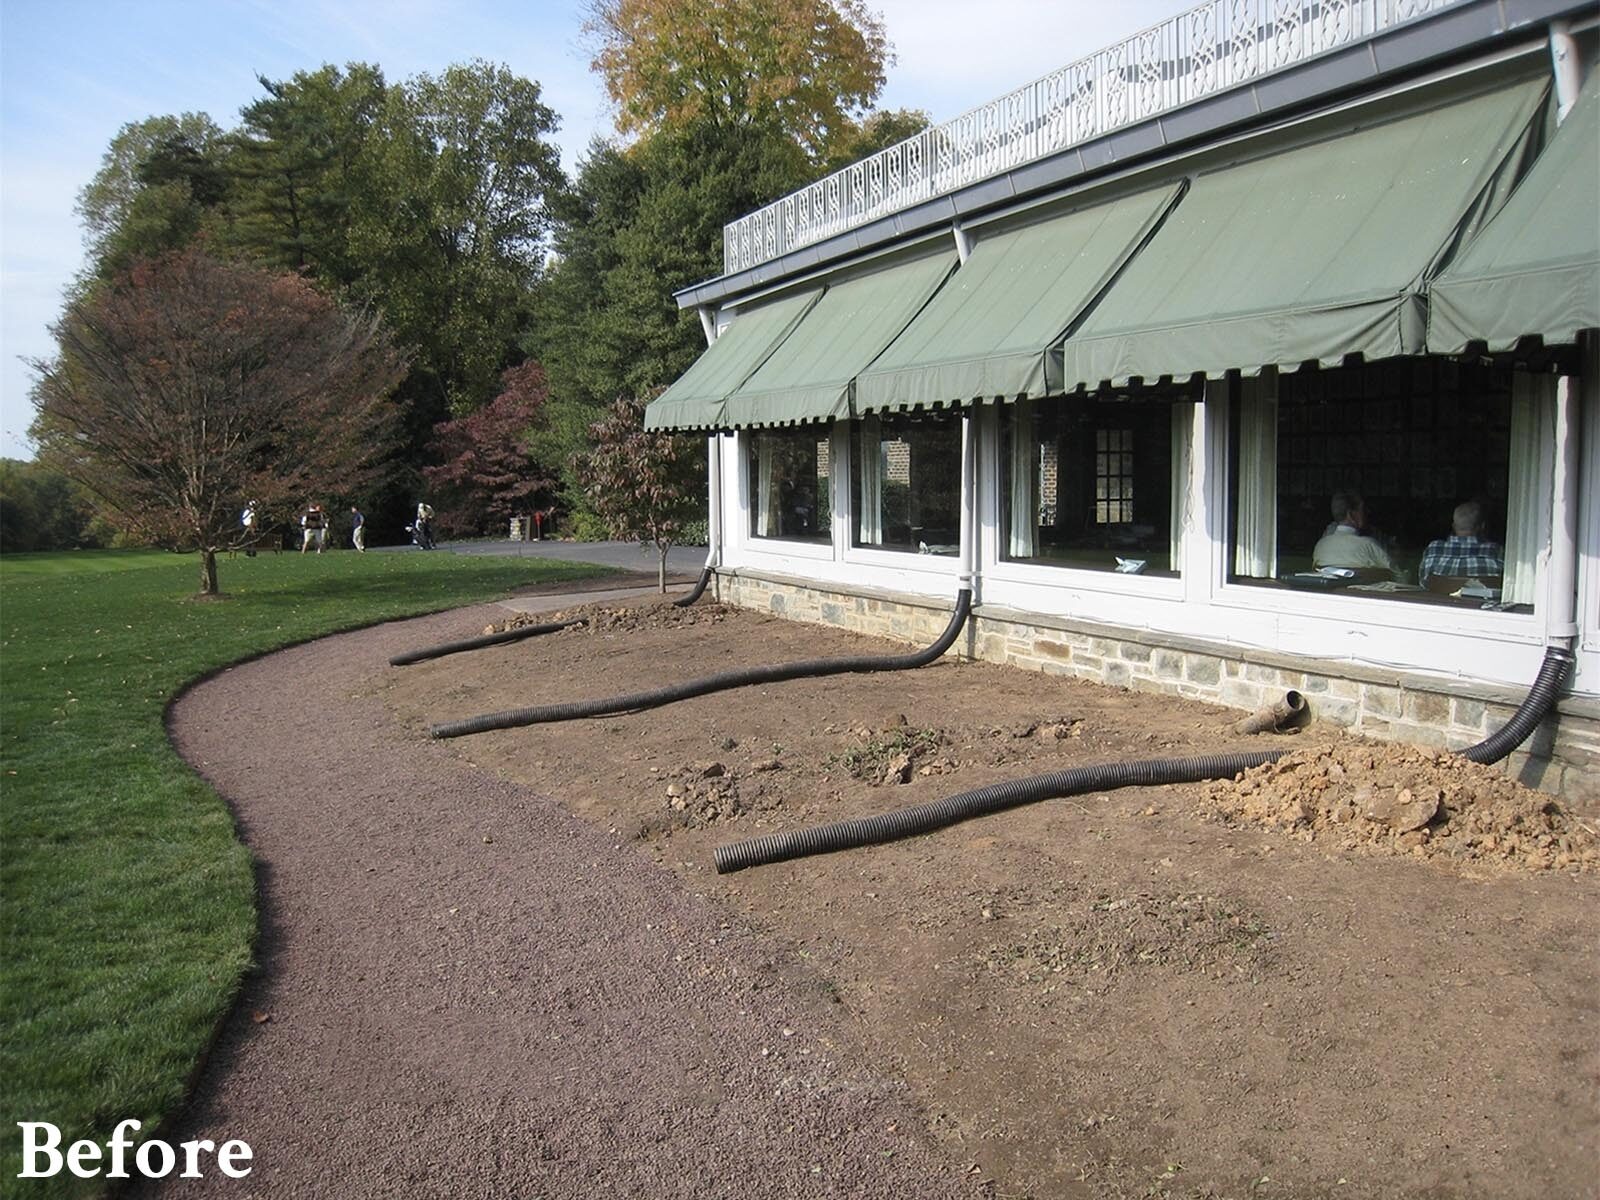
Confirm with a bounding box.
[722,0,1464,274]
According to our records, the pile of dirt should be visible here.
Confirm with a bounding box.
[983,890,1275,987]
[640,751,787,834]
[1204,739,1600,873]
[489,599,732,636]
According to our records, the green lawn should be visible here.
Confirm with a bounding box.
[0,548,613,1194]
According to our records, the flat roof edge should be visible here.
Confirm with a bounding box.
[674,0,1592,312]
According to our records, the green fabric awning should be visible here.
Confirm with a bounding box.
[853,182,1184,413]
[722,244,957,427]
[643,287,822,431]
[1057,73,1549,391]
[1429,70,1599,353]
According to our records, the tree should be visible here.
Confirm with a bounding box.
[530,120,810,516]
[349,60,566,417]
[76,113,228,276]
[0,459,105,552]
[226,64,388,284]
[585,0,891,162]
[30,248,406,595]
[423,361,558,536]
[577,394,702,590]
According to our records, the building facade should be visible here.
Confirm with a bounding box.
[647,0,1600,805]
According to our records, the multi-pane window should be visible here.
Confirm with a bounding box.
[747,427,832,543]
[1002,395,1188,575]
[1229,359,1534,610]
[1095,428,1135,524]
[851,412,961,555]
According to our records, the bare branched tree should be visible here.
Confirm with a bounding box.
[31,247,407,594]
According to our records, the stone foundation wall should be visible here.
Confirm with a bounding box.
[716,571,1599,810]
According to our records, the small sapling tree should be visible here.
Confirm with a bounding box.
[577,394,703,591]
[30,247,406,594]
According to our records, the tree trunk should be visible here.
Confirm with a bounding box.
[199,549,218,596]
[658,543,668,593]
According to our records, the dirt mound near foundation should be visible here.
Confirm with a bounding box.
[1204,739,1600,874]
[490,598,733,636]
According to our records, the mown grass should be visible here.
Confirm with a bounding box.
[0,547,613,1194]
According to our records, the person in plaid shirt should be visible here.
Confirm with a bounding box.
[1419,500,1504,586]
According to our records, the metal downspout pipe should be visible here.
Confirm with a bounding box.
[676,310,722,608]
[1546,375,1580,650]
[958,409,978,605]
[1549,21,1582,122]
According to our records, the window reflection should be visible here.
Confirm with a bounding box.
[747,427,832,543]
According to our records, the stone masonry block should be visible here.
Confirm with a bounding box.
[1451,697,1487,733]
[1362,684,1401,718]
[1153,650,1184,679]
[1403,692,1451,726]
[1184,656,1222,686]
[1312,697,1359,727]
[1220,680,1267,711]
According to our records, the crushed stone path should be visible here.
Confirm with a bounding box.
[151,596,983,1199]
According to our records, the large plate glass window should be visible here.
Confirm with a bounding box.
[851,412,961,555]
[1228,359,1540,611]
[747,427,832,543]
[1000,392,1190,575]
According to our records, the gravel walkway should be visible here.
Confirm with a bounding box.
[150,600,983,1199]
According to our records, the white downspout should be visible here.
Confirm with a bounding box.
[1546,375,1579,648]
[952,219,974,266]
[1549,21,1582,123]
[954,223,977,611]
[959,408,978,603]
[707,435,724,573]
[698,305,723,579]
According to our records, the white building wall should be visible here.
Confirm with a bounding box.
[709,375,1595,700]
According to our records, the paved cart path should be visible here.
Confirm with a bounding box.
[151,598,981,1199]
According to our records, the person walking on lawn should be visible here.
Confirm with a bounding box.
[350,505,366,553]
[301,503,328,554]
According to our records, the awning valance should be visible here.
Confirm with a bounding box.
[643,287,821,431]
[1428,69,1599,354]
[853,182,1184,414]
[1057,73,1549,391]
[722,243,957,428]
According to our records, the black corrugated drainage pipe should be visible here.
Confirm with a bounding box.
[713,646,1576,874]
[389,618,586,667]
[429,589,973,740]
[673,567,713,608]
[1459,645,1574,765]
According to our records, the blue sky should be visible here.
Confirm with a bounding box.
[0,0,1192,460]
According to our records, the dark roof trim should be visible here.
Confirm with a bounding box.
[674,0,1594,312]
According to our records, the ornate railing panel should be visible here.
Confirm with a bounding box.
[722,0,1464,274]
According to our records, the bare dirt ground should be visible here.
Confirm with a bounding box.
[381,593,1600,1200]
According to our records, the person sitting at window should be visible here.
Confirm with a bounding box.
[1419,500,1504,591]
[1313,490,1396,579]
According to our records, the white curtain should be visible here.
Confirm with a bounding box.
[755,435,776,537]
[1169,400,1195,573]
[1503,374,1554,606]
[1233,372,1278,580]
[1009,401,1038,558]
[858,415,884,545]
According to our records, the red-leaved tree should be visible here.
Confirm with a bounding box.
[30,247,406,594]
[423,361,558,536]
[576,394,703,591]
